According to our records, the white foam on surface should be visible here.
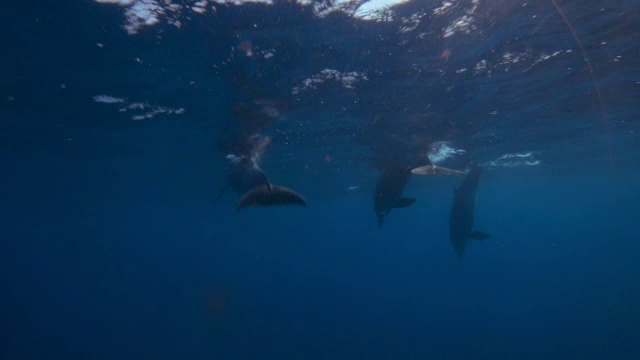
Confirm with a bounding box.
[354,0,412,20]
[483,152,541,168]
[472,48,570,76]
[94,94,185,120]
[94,0,418,32]
[122,103,186,120]
[123,1,163,34]
[192,0,209,13]
[427,142,465,164]
[442,0,480,38]
[433,1,454,16]
[93,95,125,103]
[292,69,368,95]
[398,11,427,32]
[92,0,485,33]
[94,0,186,34]
[95,0,136,5]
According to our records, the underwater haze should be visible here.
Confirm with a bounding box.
[2,0,640,358]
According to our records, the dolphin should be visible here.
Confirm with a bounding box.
[374,162,465,227]
[215,135,307,211]
[449,165,490,259]
[374,167,416,227]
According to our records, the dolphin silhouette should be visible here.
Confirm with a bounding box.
[449,165,490,259]
[374,162,465,227]
[216,135,307,210]
[374,167,416,227]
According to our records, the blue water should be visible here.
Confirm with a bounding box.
[2,0,639,358]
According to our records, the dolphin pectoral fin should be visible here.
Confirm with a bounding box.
[394,197,416,208]
[434,166,465,176]
[411,165,465,176]
[236,184,307,211]
[411,165,434,175]
[470,231,491,240]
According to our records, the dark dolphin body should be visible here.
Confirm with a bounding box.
[373,158,465,226]
[226,155,269,195]
[219,136,307,211]
[227,154,307,211]
[236,184,307,210]
[373,163,465,226]
[374,167,416,227]
[449,165,490,259]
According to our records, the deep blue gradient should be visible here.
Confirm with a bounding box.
[2,1,640,359]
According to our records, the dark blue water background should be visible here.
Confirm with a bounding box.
[2,0,639,358]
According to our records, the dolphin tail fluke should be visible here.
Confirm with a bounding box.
[394,197,416,208]
[470,231,491,240]
[411,165,465,176]
[236,184,307,211]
